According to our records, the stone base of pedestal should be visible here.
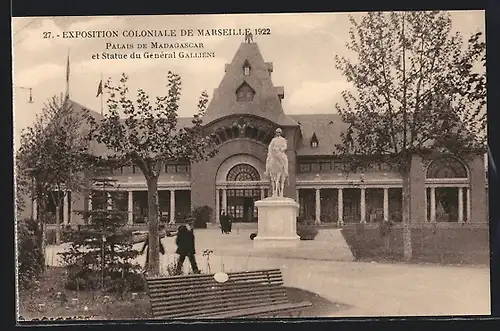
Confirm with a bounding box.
[253,236,300,248]
[253,197,300,249]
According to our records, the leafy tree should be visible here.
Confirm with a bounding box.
[16,94,92,261]
[86,72,218,275]
[334,11,486,260]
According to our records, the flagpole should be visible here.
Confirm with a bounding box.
[66,49,70,100]
[100,72,103,116]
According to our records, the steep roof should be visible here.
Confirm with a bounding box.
[68,99,197,157]
[72,96,346,157]
[290,114,348,156]
[202,42,298,127]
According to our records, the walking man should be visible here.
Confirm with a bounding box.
[174,221,200,274]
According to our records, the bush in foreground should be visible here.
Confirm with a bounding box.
[17,218,44,290]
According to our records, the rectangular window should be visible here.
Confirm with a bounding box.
[320,162,331,172]
[166,165,176,173]
[311,163,320,172]
[235,206,244,218]
[333,161,345,172]
[300,163,310,172]
[176,164,189,173]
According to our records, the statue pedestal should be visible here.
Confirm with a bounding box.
[253,197,300,248]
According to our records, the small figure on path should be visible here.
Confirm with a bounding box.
[265,128,289,197]
[220,210,229,234]
[174,221,200,274]
[140,225,166,273]
[227,214,232,233]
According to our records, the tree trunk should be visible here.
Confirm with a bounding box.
[401,170,413,261]
[36,191,47,272]
[146,176,160,276]
[55,195,62,245]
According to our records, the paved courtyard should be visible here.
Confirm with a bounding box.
[45,227,491,317]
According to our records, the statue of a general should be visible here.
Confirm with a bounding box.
[265,128,289,197]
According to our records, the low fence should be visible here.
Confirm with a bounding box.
[340,222,490,265]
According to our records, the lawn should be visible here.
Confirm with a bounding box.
[18,266,349,320]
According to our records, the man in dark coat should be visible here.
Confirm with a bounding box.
[140,226,166,273]
[220,210,229,234]
[174,222,200,274]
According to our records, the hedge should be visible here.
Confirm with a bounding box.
[341,223,490,265]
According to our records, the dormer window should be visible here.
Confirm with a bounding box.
[243,60,251,76]
[311,132,319,148]
[236,81,255,102]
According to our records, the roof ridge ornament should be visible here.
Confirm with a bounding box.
[244,31,253,43]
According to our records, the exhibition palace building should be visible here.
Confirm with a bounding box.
[25,41,488,228]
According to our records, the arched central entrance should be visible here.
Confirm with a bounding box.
[216,154,268,223]
[225,163,262,222]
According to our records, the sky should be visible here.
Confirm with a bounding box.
[11,11,485,149]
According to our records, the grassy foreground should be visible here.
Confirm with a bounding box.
[18,267,151,320]
[18,267,349,320]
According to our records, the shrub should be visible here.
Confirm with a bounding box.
[297,221,319,240]
[58,184,142,293]
[17,218,44,290]
[341,223,490,264]
[192,205,213,229]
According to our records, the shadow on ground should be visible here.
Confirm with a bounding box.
[282,287,353,317]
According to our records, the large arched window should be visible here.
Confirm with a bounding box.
[426,156,468,179]
[425,156,470,223]
[226,164,260,181]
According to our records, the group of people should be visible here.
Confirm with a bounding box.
[140,222,200,275]
[220,210,232,234]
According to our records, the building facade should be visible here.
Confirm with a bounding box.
[23,42,488,227]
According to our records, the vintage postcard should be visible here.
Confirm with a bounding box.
[12,11,489,322]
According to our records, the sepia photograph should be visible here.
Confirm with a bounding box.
[12,11,489,321]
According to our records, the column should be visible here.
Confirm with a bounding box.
[466,187,471,223]
[383,188,389,222]
[458,187,464,223]
[32,199,37,220]
[169,189,175,224]
[315,188,321,224]
[260,188,265,200]
[296,189,300,202]
[337,188,343,226]
[222,189,227,214]
[360,188,366,223]
[128,191,133,225]
[215,189,220,224]
[63,192,69,224]
[430,187,436,223]
[88,192,93,211]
